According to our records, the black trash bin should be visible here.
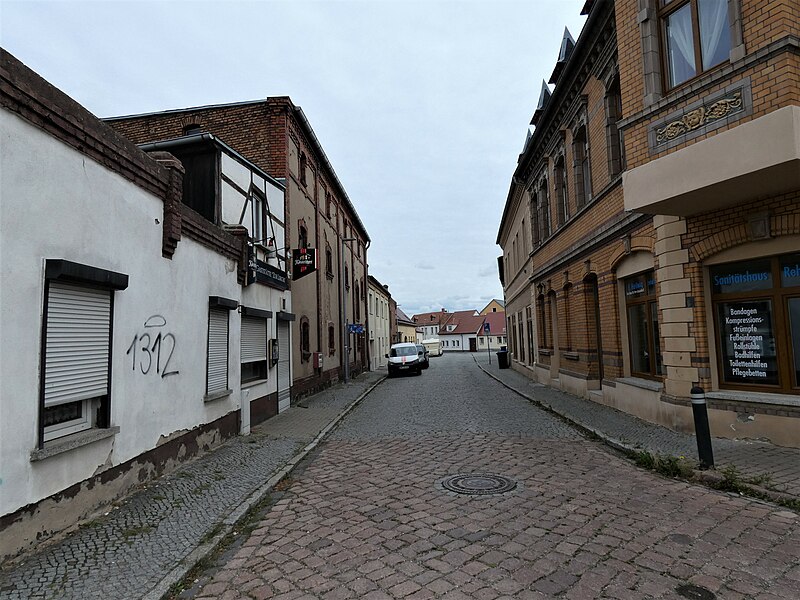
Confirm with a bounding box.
[496,349,510,369]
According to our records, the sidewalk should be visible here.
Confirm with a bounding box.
[0,370,386,600]
[474,354,800,502]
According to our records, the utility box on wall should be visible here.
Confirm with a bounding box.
[313,352,323,369]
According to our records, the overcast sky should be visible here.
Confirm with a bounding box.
[2,0,586,316]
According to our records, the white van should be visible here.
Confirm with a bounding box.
[422,338,442,357]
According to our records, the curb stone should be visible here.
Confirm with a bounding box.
[142,375,386,600]
[473,357,799,512]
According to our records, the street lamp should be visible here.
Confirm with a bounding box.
[340,237,356,383]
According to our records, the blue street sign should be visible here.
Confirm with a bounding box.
[483,322,490,333]
[348,323,365,334]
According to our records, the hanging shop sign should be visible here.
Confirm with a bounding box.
[247,249,288,290]
[292,248,317,281]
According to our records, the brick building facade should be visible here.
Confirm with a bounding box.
[497,0,799,448]
[107,98,370,401]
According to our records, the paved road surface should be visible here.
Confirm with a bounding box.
[182,353,800,599]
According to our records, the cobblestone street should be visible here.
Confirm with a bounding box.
[182,354,800,600]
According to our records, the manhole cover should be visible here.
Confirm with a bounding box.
[676,584,716,600]
[440,474,517,496]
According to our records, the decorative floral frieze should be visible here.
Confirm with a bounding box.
[655,91,744,144]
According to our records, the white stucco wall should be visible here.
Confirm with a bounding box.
[0,109,251,516]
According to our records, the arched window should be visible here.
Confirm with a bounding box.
[298,223,308,249]
[325,245,333,277]
[555,155,569,226]
[300,317,311,362]
[605,74,624,177]
[573,125,591,209]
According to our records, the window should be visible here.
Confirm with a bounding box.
[345,265,350,290]
[250,187,266,244]
[605,74,625,177]
[526,306,535,365]
[529,189,540,247]
[573,125,591,209]
[300,317,311,362]
[325,191,332,218]
[207,306,230,395]
[39,260,128,446]
[537,179,551,242]
[554,155,569,226]
[511,314,518,357]
[328,323,336,355]
[563,284,573,352]
[355,282,361,321]
[298,223,308,249]
[710,254,800,392]
[660,0,731,89]
[326,245,333,278]
[517,312,525,363]
[299,152,308,186]
[241,314,268,384]
[624,271,663,379]
[538,293,548,349]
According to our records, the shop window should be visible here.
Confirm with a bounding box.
[241,315,268,384]
[39,261,128,446]
[710,254,800,392]
[624,271,663,379]
[660,0,731,89]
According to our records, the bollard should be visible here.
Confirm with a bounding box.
[690,386,714,469]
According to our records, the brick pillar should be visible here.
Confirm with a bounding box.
[654,215,697,398]
[149,151,183,259]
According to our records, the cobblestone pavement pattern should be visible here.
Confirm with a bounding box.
[0,372,384,599]
[184,353,800,599]
[474,353,800,498]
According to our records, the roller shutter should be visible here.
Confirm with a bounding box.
[207,308,229,393]
[44,282,111,407]
[241,316,267,363]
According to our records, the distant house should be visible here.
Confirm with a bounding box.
[411,309,450,342]
[396,307,417,343]
[479,299,505,315]
[368,276,392,370]
[477,311,507,352]
[439,310,484,352]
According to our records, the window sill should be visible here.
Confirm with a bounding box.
[616,377,663,393]
[706,390,800,410]
[539,349,553,356]
[30,426,120,462]
[564,352,580,361]
[204,389,233,403]
[241,379,268,390]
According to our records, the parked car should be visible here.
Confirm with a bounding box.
[416,344,430,369]
[386,342,423,376]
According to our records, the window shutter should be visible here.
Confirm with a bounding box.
[44,282,111,407]
[241,316,267,363]
[207,308,229,393]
